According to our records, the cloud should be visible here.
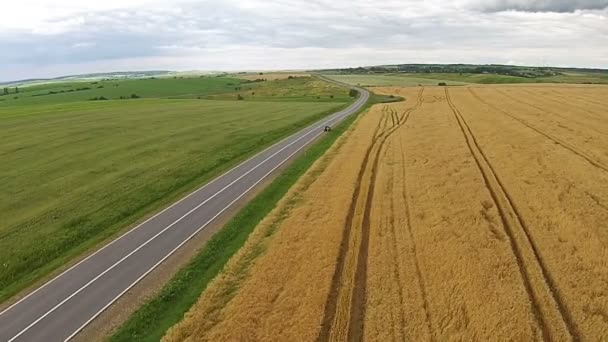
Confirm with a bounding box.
[0,0,606,81]
[469,0,608,13]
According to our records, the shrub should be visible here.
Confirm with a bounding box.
[438,82,447,86]
[88,96,108,101]
[349,89,358,97]
[237,94,244,100]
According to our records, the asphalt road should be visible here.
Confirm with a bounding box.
[0,81,369,342]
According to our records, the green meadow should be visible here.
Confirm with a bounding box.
[0,76,350,302]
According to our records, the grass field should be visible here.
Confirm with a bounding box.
[0,75,350,106]
[0,77,247,106]
[175,76,351,103]
[326,72,608,86]
[232,72,311,81]
[164,85,608,340]
[0,76,351,303]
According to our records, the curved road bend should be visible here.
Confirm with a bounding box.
[0,81,369,342]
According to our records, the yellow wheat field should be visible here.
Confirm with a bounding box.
[165,85,608,341]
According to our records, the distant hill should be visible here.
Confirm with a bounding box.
[0,71,173,87]
[319,63,608,79]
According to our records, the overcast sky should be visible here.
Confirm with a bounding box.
[1,0,607,81]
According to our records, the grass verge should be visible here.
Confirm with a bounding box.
[108,93,380,342]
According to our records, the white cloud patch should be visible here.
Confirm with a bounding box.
[0,0,606,81]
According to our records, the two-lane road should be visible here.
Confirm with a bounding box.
[0,82,369,342]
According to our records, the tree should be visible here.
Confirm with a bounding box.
[349,89,358,97]
[15,87,19,93]
[237,94,244,100]
[2,88,8,95]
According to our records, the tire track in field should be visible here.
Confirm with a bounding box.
[446,88,580,341]
[318,88,424,342]
[317,105,391,342]
[469,88,608,174]
[350,90,425,341]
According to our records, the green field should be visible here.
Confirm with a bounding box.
[0,76,350,302]
[176,76,351,103]
[0,76,349,106]
[325,74,469,86]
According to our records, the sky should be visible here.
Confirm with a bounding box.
[0,0,607,81]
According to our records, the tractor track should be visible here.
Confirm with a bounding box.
[469,88,608,174]
[317,88,424,342]
[446,88,580,341]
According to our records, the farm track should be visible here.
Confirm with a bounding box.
[468,88,608,174]
[318,89,424,342]
[446,88,578,340]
